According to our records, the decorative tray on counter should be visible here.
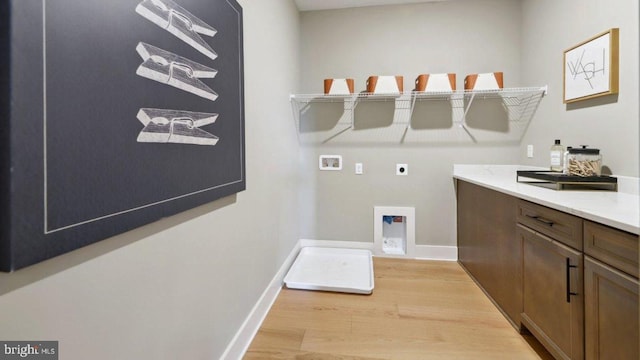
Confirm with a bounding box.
[516,170,618,191]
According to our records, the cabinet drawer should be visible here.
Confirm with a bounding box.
[517,200,583,250]
[584,221,639,278]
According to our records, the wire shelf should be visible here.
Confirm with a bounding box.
[290,86,547,144]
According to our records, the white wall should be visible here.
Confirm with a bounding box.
[0,1,300,359]
[519,0,639,176]
[299,0,524,92]
[298,0,525,247]
[297,0,639,248]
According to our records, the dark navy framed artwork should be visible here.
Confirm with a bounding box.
[0,0,245,271]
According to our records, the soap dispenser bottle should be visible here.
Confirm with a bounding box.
[550,139,564,172]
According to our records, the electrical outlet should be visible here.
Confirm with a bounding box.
[396,164,408,176]
[527,145,534,158]
[355,163,363,175]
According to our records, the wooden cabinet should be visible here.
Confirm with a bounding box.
[583,221,639,360]
[457,180,522,328]
[518,200,584,360]
[456,181,639,360]
[519,224,584,360]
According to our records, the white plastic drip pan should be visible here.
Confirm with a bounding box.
[284,247,374,294]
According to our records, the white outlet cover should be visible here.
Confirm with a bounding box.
[396,164,408,175]
[355,163,363,174]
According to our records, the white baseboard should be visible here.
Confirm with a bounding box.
[222,239,457,359]
[300,239,457,261]
[300,239,374,250]
[414,245,458,261]
[220,241,302,360]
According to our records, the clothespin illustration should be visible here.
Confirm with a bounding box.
[135,0,218,60]
[136,108,219,146]
[136,42,218,101]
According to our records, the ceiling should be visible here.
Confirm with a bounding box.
[294,0,450,11]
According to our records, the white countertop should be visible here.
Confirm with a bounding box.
[453,165,640,235]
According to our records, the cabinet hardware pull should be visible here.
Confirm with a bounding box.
[526,214,554,226]
[566,258,578,303]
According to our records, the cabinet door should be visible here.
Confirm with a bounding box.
[584,256,639,360]
[457,180,521,328]
[520,224,583,360]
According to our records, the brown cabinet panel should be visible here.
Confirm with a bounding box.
[584,256,639,360]
[517,200,583,250]
[521,224,583,360]
[457,180,522,328]
[584,221,639,278]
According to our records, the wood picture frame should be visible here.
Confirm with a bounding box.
[563,28,619,103]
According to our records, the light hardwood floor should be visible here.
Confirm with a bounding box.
[244,257,553,360]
